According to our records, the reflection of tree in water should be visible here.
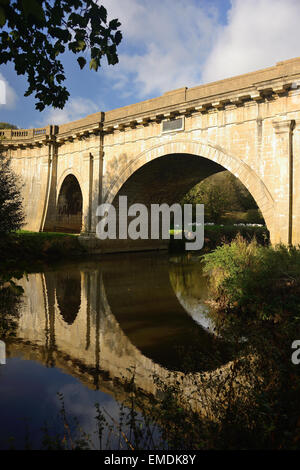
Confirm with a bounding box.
[168,255,211,328]
[56,271,81,325]
[169,255,208,299]
[0,272,23,338]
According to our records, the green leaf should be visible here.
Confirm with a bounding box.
[115,30,122,45]
[77,56,86,69]
[89,58,99,71]
[77,39,86,51]
[0,6,6,27]
[21,0,45,22]
[0,0,121,111]
[109,18,121,30]
[98,5,107,22]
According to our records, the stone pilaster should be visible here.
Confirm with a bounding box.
[272,119,294,244]
[90,129,104,234]
[291,119,300,245]
[81,151,94,233]
[41,139,58,231]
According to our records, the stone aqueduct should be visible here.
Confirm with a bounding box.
[3,57,300,249]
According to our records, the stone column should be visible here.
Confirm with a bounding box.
[272,119,294,244]
[81,116,104,236]
[291,119,300,245]
[81,150,94,233]
[41,138,58,231]
[90,129,104,234]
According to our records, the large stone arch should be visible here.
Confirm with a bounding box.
[104,139,274,232]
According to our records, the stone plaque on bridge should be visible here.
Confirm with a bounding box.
[162,117,184,133]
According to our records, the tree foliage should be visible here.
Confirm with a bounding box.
[0,154,25,233]
[183,171,259,223]
[0,122,18,129]
[0,0,122,110]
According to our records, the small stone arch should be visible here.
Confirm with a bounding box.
[57,168,85,203]
[104,139,274,232]
[56,173,83,233]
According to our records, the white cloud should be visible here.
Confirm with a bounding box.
[202,0,300,83]
[36,97,99,127]
[0,72,17,109]
[100,0,300,101]
[101,0,220,98]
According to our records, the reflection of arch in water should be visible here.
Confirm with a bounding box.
[56,174,83,233]
[102,253,226,371]
[55,271,81,325]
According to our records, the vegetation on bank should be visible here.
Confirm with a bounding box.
[0,154,25,233]
[202,235,300,321]
[0,231,86,266]
[196,236,300,449]
[169,224,269,252]
[0,223,270,265]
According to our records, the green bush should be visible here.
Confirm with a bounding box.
[202,235,300,321]
[199,236,300,449]
[245,209,264,224]
[0,231,86,265]
[169,225,269,252]
[0,154,25,233]
[204,224,269,249]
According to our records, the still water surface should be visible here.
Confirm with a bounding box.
[0,252,229,449]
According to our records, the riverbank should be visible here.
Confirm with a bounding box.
[0,224,270,267]
[0,231,87,268]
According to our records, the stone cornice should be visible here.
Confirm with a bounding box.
[272,118,295,134]
[2,56,300,147]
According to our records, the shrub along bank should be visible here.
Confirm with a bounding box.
[169,224,269,252]
[202,235,300,322]
[198,236,300,448]
[0,231,86,266]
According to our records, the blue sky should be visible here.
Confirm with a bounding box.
[1,0,300,129]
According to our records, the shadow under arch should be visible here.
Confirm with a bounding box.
[104,140,274,235]
[56,174,83,233]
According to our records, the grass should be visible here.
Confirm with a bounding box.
[17,230,79,238]
[220,209,264,225]
[0,230,86,266]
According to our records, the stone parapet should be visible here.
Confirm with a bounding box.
[2,57,300,147]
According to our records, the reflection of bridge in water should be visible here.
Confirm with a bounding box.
[7,254,232,416]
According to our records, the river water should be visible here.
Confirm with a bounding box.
[0,252,232,449]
